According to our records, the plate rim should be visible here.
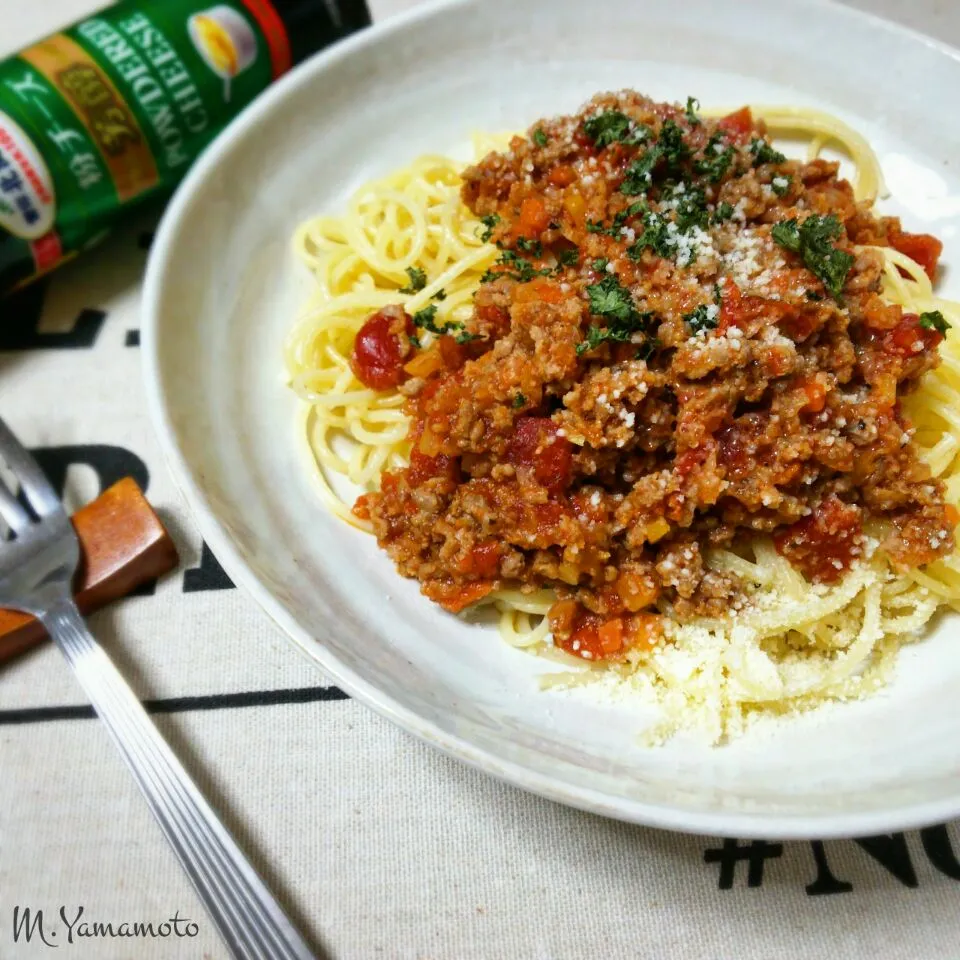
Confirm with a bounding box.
[142,0,960,839]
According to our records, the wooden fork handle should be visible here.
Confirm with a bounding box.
[0,478,179,665]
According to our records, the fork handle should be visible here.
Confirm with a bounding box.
[38,599,317,960]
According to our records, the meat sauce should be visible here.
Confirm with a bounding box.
[351,91,955,660]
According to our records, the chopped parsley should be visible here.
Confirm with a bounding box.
[432,288,447,301]
[626,210,674,261]
[512,393,527,408]
[749,137,787,166]
[635,337,660,362]
[594,257,609,271]
[516,236,543,256]
[532,128,548,147]
[684,303,719,334]
[557,247,580,267]
[586,219,609,234]
[685,96,701,126]
[805,289,823,301]
[695,133,735,183]
[712,201,735,224]
[669,185,709,232]
[771,214,855,300]
[771,175,792,197]
[583,110,651,148]
[577,275,654,355]
[620,120,690,195]
[408,334,422,349]
[412,305,475,342]
[478,214,500,242]
[919,310,951,335]
[399,266,427,294]
[480,249,551,284]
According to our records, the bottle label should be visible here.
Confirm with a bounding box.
[0,0,294,293]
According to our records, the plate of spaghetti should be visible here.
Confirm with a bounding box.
[144,0,960,837]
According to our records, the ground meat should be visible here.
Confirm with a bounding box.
[356,90,954,659]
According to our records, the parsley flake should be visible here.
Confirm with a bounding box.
[577,275,654,355]
[771,214,854,300]
[583,110,651,148]
[695,133,735,183]
[432,288,447,301]
[516,237,543,257]
[749,137,787,166]
[685,96,701,126]
[594,258,609,271]
[620,120,690,195]
[771,175,792,197]
[684,303,719,334]
[919,310,951,335]
[532,128,548,147]
[399,266,427,294]
[412,305,473,341]
[712,201,735,224]
[478,214,500,242]
[512,393,527,408]
[557,247,580,267]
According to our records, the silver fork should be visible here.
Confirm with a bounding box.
[0,416,317,960]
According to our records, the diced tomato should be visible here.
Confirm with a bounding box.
[774,495,863,583]
[717,106,754,143]
[459,541,501,578]
[887,313,942,357]
[890,230,942,281]
[475,303,511,337]
[406,420,459,485]
[516,196,550,238]
[351,308,412,390]
[674,442,713,479]
[352,493,373,521]
[515,277,563,304]
[506,417,574,494]
[425,580,495,613]
[548,164,577,187]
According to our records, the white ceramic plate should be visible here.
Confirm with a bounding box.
[143,0,960,838]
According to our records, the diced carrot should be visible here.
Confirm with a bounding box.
[517,196,550,238]
[945,504,960,528]
[548,165,577,187]
[597,617,624,655]
[798,375,828,414]
[404,344,445,378]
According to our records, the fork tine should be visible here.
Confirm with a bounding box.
[0,416,64,519]
[0,478,30,534]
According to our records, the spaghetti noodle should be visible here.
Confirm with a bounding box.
[284,93,960,743]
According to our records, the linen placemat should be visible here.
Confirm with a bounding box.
[1,1,959,957]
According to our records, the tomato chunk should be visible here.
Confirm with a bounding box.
[425,580,495,613]
[459,541,501,578]
[507,417,573,494]
[891,230,942,281]
[774,495,863,583]
[886,313,942,357]
[351,308,412,390]
[717,106,754,142]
